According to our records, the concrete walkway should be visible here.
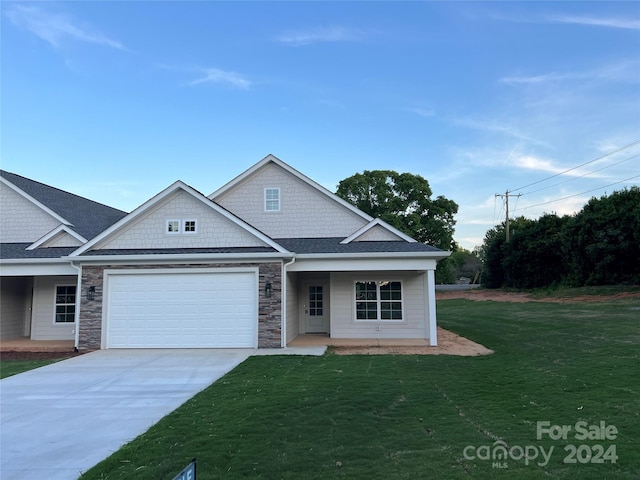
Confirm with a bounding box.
[0,347,325,480]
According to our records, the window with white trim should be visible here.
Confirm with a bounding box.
[166,220,181,234]
[265,188,280,212]
[55,285,76,323]
[355,281,403,320]
[183,219,197,233]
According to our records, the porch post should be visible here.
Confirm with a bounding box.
[426,269,437,346]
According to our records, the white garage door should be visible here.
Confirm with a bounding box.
[105,270,257,348]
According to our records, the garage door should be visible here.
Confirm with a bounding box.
[105,270,257,348]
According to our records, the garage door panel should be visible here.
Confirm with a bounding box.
[106,271,257,348]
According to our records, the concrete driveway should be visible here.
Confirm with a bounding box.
[0,349,255,480]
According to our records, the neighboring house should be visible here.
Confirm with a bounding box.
[0,170,127,341]
[0,155,449,349]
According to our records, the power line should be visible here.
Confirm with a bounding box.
[512,194,521,216]
[524,175,640,210]
[520,153,640,196]
[510,139,640,193]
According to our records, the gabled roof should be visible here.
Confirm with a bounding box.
[72,180,290,256]
[27,226,87,250]
[0,170,127,240]
[340,219,416,244]
[209,154,374,223]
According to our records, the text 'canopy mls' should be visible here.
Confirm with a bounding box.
[336,170,458,250]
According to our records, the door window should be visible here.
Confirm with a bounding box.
[309,285,323,316]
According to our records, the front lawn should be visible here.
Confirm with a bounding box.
[81,296,640,479]
[0,352,79,379]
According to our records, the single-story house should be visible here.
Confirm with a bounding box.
[0,155,449,350]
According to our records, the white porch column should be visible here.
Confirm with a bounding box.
[426,269,437,346]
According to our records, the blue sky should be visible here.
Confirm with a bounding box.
[2,1,639,250]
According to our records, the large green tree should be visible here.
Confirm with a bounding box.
[336,170,458,250]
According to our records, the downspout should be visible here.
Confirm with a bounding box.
[69,260,81,352]
[281,256,296,348]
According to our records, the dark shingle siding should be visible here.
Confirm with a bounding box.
[1,170,128,240]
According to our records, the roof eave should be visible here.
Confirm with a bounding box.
[65,252,294,263]
[0,257,73,264]
[295,251,451,260]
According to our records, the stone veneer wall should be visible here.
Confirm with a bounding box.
[79,262,282,350]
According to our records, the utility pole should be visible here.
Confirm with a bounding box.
[495,190,521,242]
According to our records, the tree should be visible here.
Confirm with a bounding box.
[564,187,640,286]
[480,187,640,289]
[440,247,482,284]
[336,170,458,251]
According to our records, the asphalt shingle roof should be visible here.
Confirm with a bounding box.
[0,243,78,260]
[1,170,128,240]
[274,237,444,254]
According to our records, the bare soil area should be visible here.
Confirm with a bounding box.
[331,327,494,356]
[0,351,83,361]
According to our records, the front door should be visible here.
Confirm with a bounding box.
[303,283,329,334]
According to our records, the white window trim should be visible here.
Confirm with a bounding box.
[166,219,181,235]
[264,187,280,212]
[183,219,198,234]
[353,280,404,322]
[54,284,76,324]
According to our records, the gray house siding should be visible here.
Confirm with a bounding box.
[330,271,429,340]
[31,276,76,341]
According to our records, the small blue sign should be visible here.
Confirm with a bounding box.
[172,459,196,480]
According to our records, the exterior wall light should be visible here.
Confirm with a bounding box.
[265,282,272,298]
[87,286,96,301]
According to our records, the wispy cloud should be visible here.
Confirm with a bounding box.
[501,59,640,85]
[453,116,545,145]
[501,72,586,85]
[489,11,640,31]
[547,15,640,31]
[5,5,126,50]
[275,25,366,46]
[512,155,566,174]
[189,68,251,89]
[407,107,436,118]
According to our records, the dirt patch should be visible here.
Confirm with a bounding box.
[436,289,640,303]
[0,351,83,361]
[331,327,493,356]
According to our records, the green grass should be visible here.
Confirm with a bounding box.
[0,358,63,379]
[81,296,640,479]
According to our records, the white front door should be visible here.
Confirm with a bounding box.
[303,283,329,333]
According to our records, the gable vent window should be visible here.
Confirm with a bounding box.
[166,219,197,234]
[167,220,181,234]
[184,220,197,233]
[265,188,280,212]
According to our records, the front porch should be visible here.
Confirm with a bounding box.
[286,270,437,345]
